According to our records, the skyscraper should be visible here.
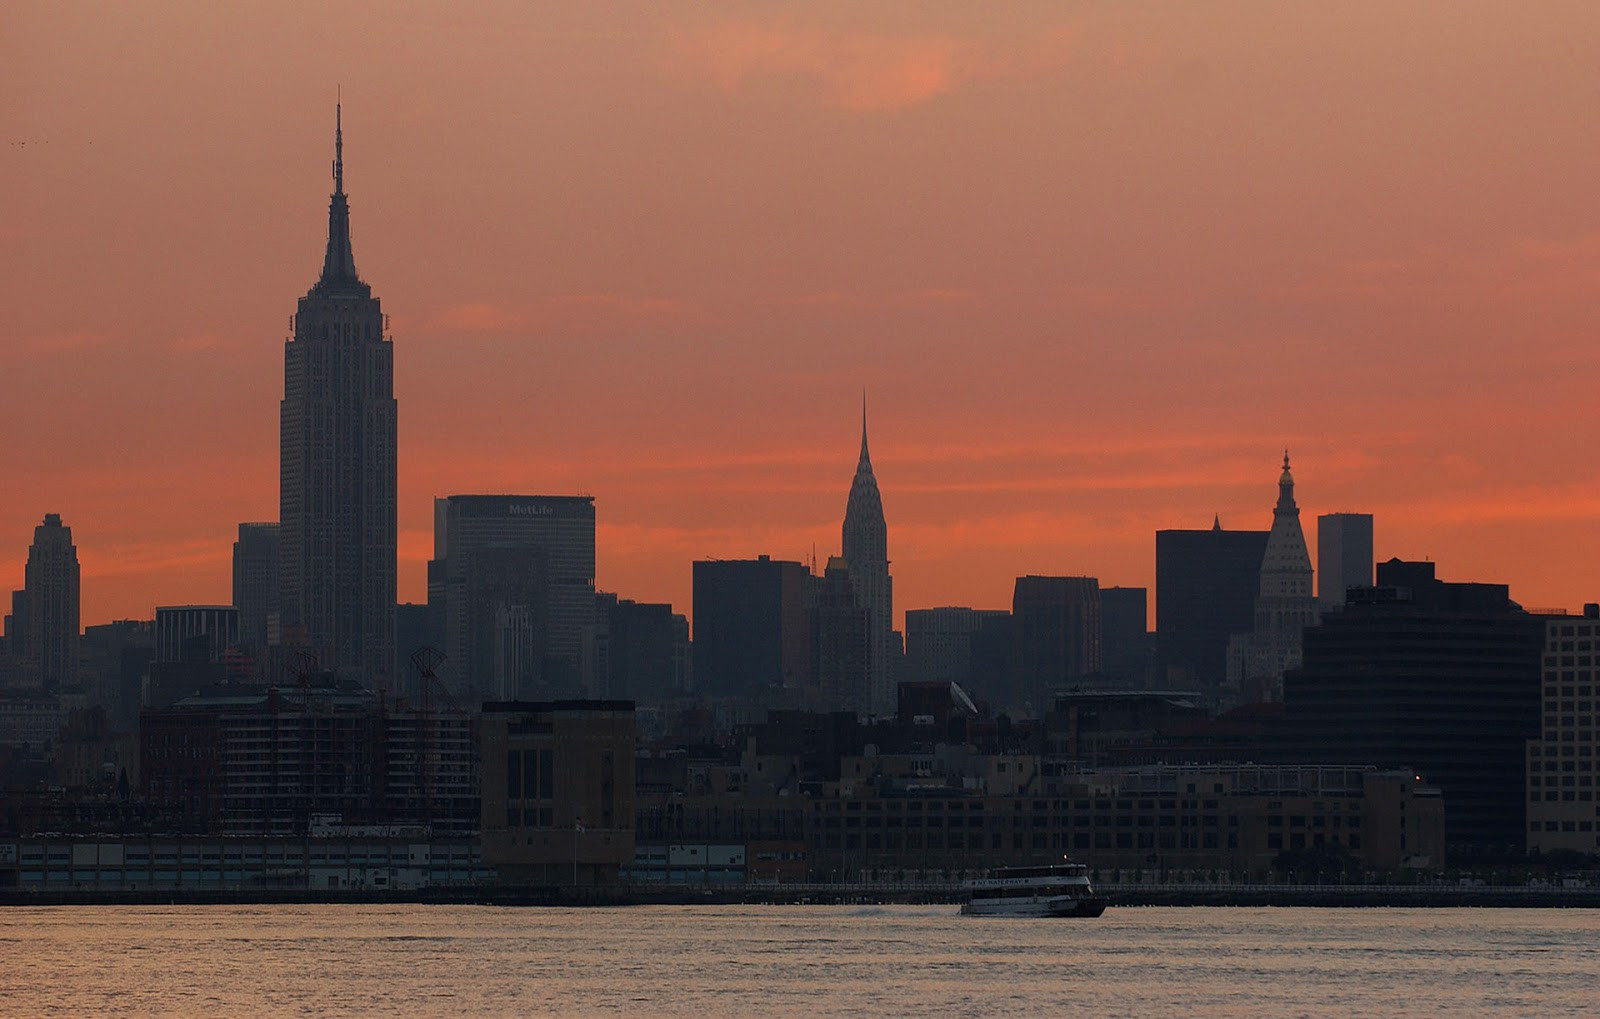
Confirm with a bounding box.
[692,556,812,703]
[22,513,80,692]
[1155,520,1268,694]
[429,495,596,704]
[278,105,396,684]
[1227,453,1316,702]
[1012,575,1101,713]
[841,405,893,715]
[1317,512,1374,613]
[231,522,279,656]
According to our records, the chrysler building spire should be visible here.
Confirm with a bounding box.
[841,398,893,715]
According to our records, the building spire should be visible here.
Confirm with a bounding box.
[334,96,344,196]
[315,98,363,292]
[859,391,870,467]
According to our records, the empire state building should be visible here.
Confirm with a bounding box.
[279,105,396,682]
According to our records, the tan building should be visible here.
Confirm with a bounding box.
[805,761,1441,881]
[1526,606,1600,854]
[480,700,636,884]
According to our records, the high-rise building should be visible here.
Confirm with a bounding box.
[1526,603,1600,854]
[430,495,597,705]
[1317,512,1374,613]
[278,105,397,685]
[1012,576,1101,714]
[840,406,894,715]
[231,522,279,656]
[692,556,813,702]
[1099,586,1150,687]
[811,557,869,714]
[1156,519,1268,695]
[21,513,80,692]
[905,607,1010,685]
[154,606,240,664]
[1283,559,1543,855]
[1227,454,1317,702]
[585,593,689,706]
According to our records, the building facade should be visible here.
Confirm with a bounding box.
[1284,560,1543,855]
[429,495,597,705]
[1012,576,1101,715]
[479,700,637,884]
[279,105,397,685]
[692,557,812,703]
[19,513,80,693]
[154,606,240,664]
[1525,604,1600,854]
[1155,521,1268,696]
[1317,512,1374,614]
[232,522,279,658]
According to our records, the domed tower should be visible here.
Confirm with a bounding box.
[1227,452,1316,702]
[841,401,894,715]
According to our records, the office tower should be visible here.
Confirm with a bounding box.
[586,593,688,706]
[840,407,894,715]
[279,105,397,684]
[1317,512,1374,613]
[1012,576,1101,714]
[1526,603,1600,854]
[21,513,80,692]
[1099,587,1150,687]
[430,495,596,704]
[1227,454,1317,702]
[812,556,869,714]
[231,522,279,656]
[905,607,1011,685]
[692,556,813,702]
[1283,559,1544,855]
[154,606,240,664]
[1156,519,1268,695]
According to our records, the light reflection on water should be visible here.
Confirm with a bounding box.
[3,905,1597,1017]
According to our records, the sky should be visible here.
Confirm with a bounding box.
[5,2,1600,630]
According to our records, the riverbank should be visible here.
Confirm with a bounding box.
[5,881,1599,908]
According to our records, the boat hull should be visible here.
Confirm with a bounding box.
[960,895,1107,918]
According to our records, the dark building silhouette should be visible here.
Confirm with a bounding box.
[1526,604,1600,854]
[811,557,869,714]
[1099,586,1150,687]
[231,522,279,657]
[840,407,893,715]
[154,605,239,664]
[79,619,154,731]
[279,105,397,685]
[692,557,812,702]
[141,677,476,836]
[1317,512,1374,614]
[1156,519,1268,695]
[904,607,1011,690]
[1011,576,1101,714]
[20,513,80,693]
[590,594,689,706]
[429,495,596,705]
[1283,559,1543,855]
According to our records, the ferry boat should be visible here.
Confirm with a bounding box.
[960,862,1107,918]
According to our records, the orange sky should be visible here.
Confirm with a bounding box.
[5,3,1600,630]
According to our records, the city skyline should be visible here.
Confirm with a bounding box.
[7,4,1600,628]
